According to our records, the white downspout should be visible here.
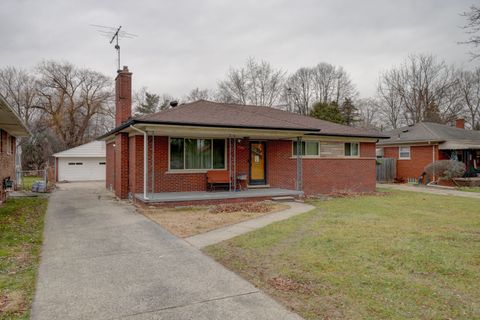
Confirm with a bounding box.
[130,125,148,200]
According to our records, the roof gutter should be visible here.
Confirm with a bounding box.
[130,125,148,200]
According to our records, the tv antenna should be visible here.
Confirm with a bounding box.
[91,24,138,71]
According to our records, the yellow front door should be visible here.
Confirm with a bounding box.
[250,142,266,184]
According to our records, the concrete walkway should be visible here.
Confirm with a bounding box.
[378,183,480,199]
[32,182,302,320]
[185,202,315,248]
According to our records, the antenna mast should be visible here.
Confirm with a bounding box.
[91,24,138,71]
[110,26,122,71]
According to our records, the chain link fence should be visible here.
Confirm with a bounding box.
[16,169,48,192]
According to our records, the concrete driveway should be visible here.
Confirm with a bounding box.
[32,182,301,320]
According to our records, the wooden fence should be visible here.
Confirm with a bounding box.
[376,158,396,182]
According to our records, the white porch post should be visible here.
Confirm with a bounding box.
[130,125,148,200]
[229,137,232,191]
[233,137,237,191]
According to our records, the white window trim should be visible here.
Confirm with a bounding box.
[292,141,364,158]
[168,137,227,172]
[344,142,360,158]
[399,146,411,160]
[291,141,321,158]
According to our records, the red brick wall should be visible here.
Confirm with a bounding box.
[383,145,439,180]
[126,136,253,195]
[360,142,376,157]
[129,135,143,193]
[105,142,115,190]
[267,140,376,194]
[121,136,377,197]
[114,133,129,198]
[0,130,16,202]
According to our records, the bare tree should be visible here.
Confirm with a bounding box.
[356,98,381,130]
[133,86,147,113]
[458,68,480,129]
[283,68,313,115]
[158,94,175,110]
[217,58,286,106]
[311,63,357,104]
[377,54,461,126]
[0,66,40,126]
[461,5,480,59]
[185,87,211,102]
[377,70,405,129]
[34,61,113,149]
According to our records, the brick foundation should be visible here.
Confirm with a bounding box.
[134,196,288,208]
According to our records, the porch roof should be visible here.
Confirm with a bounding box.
[135,188,304,203]
[439,141,480,150]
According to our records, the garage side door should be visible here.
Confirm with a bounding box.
[58,157,106,181]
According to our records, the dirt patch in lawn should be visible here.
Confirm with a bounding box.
[0,291,26,315]
[142,201,289,237]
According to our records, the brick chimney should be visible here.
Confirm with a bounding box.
[455,118,465,129]
[115,66,132,126]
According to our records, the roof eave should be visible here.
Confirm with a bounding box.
[305,132,388,139]
[97,119,321,140]
[378,139,444,146]
[0,95,30,137]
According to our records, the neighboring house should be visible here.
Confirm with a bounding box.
[53,141,106,182]
[98,67,386,204]
[0,95,29,202]
[377,120,480,182]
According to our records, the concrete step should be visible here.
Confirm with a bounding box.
[271,196,296,202]
[247,184,270,189]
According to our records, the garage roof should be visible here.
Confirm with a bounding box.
[53,141,106,158]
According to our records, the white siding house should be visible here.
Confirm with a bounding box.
[53,141,106,182]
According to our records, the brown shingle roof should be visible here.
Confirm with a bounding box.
[134,100,385,138]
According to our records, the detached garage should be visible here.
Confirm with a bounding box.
[53,141,106,182]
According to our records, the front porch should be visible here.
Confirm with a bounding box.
[134,188,303,205]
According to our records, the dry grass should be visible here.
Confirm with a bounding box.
[0,197,48,320]
[206,190,480,320]
[142,201,289,237]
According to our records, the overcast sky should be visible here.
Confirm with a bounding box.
[0,0,477,99]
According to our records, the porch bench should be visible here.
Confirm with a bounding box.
[207,170,230,191]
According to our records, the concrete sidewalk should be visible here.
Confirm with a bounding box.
[32,182,302,320]
[185,202,315,248]
[378,183,480,199]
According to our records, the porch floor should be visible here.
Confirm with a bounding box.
[135,188,303,203]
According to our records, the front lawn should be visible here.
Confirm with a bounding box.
[0,197,48,319]
[205,190,480,319]
[458,186,480,193]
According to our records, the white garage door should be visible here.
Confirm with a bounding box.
[58,157,106,181]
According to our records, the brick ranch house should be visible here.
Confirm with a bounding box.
[0,95,29,203]
[377,119,480,182]
[98,67,386,205]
